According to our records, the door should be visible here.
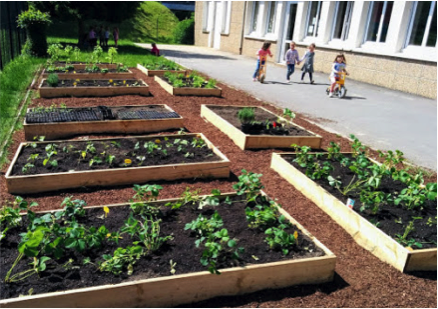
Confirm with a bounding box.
[279,2,298,63]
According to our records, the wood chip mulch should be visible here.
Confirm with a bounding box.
[0,68,436,308]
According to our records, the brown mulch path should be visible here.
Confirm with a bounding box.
[0,68,436,307]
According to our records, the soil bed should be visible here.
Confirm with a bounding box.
[42,79,142,88]
[11,135,220,176]
[284,154,437,249]
[25,105,180,123]
[0,195,326,301]
[45,69,126,74]
[209,105,310,136]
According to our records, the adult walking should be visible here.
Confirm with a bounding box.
[284,41,300,83]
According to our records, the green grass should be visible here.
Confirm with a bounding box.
[0,56,45,166]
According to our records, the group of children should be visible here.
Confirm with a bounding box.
[88,26,119,48]
[253,42,348,98]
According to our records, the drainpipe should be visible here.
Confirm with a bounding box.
[239,2,248,55]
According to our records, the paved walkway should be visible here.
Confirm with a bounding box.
[137,44,437,170]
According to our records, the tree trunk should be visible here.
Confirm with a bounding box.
[77,18,85,46]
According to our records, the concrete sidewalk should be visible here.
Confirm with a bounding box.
[137,44,437,170]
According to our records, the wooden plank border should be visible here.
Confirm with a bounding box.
[41,69,135,80]
[136,63,186,76]
[270,152,437,272]
[0,192,336,308]
[154,75,222,97]
[38,79,150,98]
[5,133,230,194]
[201,105,322,150]
[23,105,184,140]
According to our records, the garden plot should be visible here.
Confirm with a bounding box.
[23,104,184,140]
[155,72,222,97]
[270,138,437,272]
[201,105,322,150]
[51,62,118,70]
[0,176,335,307]
[5,134,230,194]
[41,68,134,80]
[39,79,149,98]
[137,63,186,77]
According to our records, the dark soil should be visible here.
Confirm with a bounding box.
[0,196,324,300]
[209,105,312,136]
[42,79,143,88]
[46,69,126,74]
[1,67,436,307]
[284,154,437,249]
[26,105,179,123]
[11,136,220,176]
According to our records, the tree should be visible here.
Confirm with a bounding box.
[30,2,141,44]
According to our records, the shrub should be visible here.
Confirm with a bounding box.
[173,17,194,45]
[47,74,59,87]
[238,108,255,124]
[17,8,51,57]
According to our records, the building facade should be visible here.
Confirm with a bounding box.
[195,1,437,99]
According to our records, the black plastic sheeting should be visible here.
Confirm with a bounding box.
[26,107,180,123]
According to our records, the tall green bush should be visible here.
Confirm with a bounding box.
[17,8,51,56]
[173,16,194,45]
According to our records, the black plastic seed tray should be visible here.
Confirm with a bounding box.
[117,110,180,120]
[26,110,100,123]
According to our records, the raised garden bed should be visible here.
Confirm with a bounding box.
[39,79,149,98]
[51,62,118,70]
[270,148,437,272]
[23,105,184,140]
[137,63,186,77]
[0,179,335,307]
[41,68,134,80]
[154,75,222,97]
[201,105,322,150]
[5,133,230,194]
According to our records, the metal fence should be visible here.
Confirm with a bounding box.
[0,2,27,70]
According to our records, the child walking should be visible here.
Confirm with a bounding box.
[284,41,300,83]
[299,43,316,84]
[252,42,273,82]
[113,27,119,47]
[329,54,349,97]
[151,43,160,56]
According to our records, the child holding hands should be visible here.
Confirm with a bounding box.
[299,43,316,84]
[284,41,300,83]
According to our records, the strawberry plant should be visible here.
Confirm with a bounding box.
[233,170,264,202]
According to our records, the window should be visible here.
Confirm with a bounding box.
[306,1,322,37]
[251,2,261,33]
[331,1,354,40]
[221,1,232,34]
[406,1,437,47]
[266,1,277,34]
[364,1,394,43]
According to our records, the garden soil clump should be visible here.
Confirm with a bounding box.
[0,196,323,300]
[209,105,310,136]
[1,67,436,308]
[11,136,220,176]
[287,154,437,249]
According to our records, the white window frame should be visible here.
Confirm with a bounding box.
[221,1,232,34]
[363,1,393,44]
[249,1,261,34]
[265,1,277,34]
[405,1,436,48]
[305,1,322,38]
[330,1,354,41]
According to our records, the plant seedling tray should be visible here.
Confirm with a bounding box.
[201,105,322,150]
[5,133,230,194]
[0,192,336,308]
[52,62,118,70]
[270,152,437,272]
[38,79,150,98]
[41,69,135,80]
[137,63,186,77]
[23,104,184,140]
[154,75,222,97]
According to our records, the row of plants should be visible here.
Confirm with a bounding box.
[1,171,322,299]
[14,135,216,175]
[44,75,140,88]
[141,57,183,71]
[238,107,296,135]
[289,135,437,249]
[163,71,217,89]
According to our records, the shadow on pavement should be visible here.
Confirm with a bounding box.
[161,49,236,61]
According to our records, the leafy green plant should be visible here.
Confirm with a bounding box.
[107,47,118,64]
[46,74,59,87]
[205,79,217,89]
[47,43,63,62]
[327,142,342,160]
[245,204,278,229]
[237,108,255,124]
[98,245,144,275]
[395,220,423,249]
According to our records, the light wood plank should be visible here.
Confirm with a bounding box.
[136,63,186,76]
